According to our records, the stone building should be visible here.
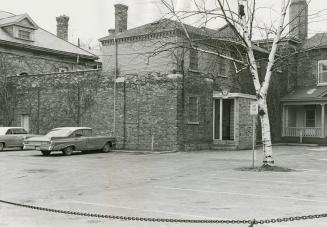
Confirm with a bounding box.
[97,4,273,151]
[0,11,98,127]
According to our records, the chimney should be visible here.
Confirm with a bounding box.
[56,15,69,41]
[114,4,128,33]
[289,0,308,41]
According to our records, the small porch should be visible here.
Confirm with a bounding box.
[281,86,327,142]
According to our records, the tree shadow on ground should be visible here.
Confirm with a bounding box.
[235,165,294,172]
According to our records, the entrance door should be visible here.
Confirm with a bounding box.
[214,99,234,140]
[20,115,30,133]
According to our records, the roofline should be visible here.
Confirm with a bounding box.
[281,98,327,102]
[0,39,98,60]
[0,14,38,29]
[39,27,98,59]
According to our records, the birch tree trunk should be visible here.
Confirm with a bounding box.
[257,95,274,165]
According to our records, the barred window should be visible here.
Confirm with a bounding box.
[188,96,199,124]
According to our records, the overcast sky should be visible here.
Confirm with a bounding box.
[2,0,327,48]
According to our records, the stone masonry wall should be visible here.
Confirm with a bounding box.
[9,70,180,151]
[177,72,214,151]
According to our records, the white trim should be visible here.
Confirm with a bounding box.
[318,60,327,85]
[213,91,256,100]
[321,104,325,138]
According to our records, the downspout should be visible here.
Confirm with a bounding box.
[113,37,117,135]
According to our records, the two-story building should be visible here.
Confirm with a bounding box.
[98,4,272,151]
[0,11,99,128]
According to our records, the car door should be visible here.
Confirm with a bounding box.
[12,128,27,147]
[70,129,87,151]
[4,129,16,147]
[84,129,100,150]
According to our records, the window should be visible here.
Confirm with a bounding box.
[19,72,28,76]
[305,109,316,127]
[12,128,27,134]
[189,48,198,70]
[318,60,327,84]
[188,96,199,124]
[219,59,227,76]
[58,67,69,72]
[18,30,31,40]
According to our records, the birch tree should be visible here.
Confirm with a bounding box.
[161,0,293,167]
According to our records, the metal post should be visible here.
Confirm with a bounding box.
[252,115,255,168]
[321,104,325,138]
[113,37,117,135]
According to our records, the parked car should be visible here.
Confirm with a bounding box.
[23,127,116,156]
[0,127,38,151]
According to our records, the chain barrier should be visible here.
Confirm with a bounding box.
[1,199,327,226]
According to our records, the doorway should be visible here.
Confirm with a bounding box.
[214,99,234,140]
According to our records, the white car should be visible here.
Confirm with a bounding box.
[0,127,37,151]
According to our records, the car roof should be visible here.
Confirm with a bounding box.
[0,127,24,130]
[51,127,92,131]
[0,127,25,135]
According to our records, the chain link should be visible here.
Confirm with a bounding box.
[1,199,327,225]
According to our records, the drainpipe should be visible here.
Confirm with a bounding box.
[113,37,117,135]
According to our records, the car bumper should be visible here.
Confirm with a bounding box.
[23,144,54,151]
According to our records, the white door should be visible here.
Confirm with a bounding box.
[20,115,30,133]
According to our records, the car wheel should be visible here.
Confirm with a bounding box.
[0,143,4,151]
[41,150,51,156]
[102,143,112,153]
[63,146,74,156]
[20,146,24,150]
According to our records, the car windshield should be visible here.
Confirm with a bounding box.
[46,129,72,138]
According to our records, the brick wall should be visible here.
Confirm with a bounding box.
[296,49,327,87]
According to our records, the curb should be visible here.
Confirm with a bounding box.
[112,150,179,154]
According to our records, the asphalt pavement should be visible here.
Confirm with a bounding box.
[0,146,327,227]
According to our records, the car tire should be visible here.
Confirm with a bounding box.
[102,143,112,153]
[0,143,4,151]
[63,146,74,156]
[41,150,51,156]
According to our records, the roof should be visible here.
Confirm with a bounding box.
[99,18,240,41]
[0,11,97,60]
[302,33,327,50]
[99,18,268,53]
[281,86,327,101]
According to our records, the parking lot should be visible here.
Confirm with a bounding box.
[0,146,327,227]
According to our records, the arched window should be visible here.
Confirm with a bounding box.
[19,72,28,76]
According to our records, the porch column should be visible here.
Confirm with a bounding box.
[219,99,223,140]
[321,104,325,138]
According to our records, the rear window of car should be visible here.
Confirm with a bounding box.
[12,128,28,134]
[46,129,72,137]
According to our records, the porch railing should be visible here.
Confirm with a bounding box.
[283,127,322,137]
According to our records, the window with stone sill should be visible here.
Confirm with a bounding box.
[188,96,199,124]
[58,67,69,72]
[318,60,327,85]
[189,48,198,70]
